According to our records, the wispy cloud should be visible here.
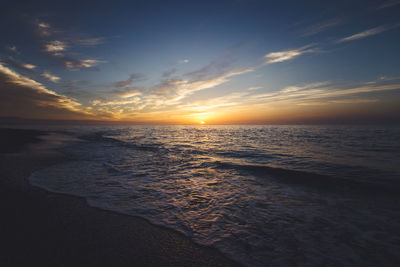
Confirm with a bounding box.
[112,88,142,98]
[329,99,379,104]
[247,79,400,106]
[173,79,397,115]
[178,59,190,64]
[247,86,263,91]
[22,63,36,70]
[279,82,330,93]
[377,0,400,9]
[264,45,316,64]
[34,20,106,71]
[337,25,394,43]
[5,57,36,71]
[45,40,67,53]
[65,59,103,70]
[92,97,141,106]
[185,58,232,80]
[155,68,254,103]
[7,46,19,54]
[377,76,400,82]
[93,66,254,112]
[74,37,105,46]
[41,72,61,83]
[115,73,146,87]
[0,62,92,119]
[37,21,53,36]
[178,92,248,113]
[162,68,177,78]
[301,18,343,36]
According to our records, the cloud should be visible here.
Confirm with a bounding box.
[295,101,327,106]
[74,37,105,46]
[178,92,248,113]
[162,68,177,78]
[38,22,50,28]
[264,45,316,64]
[329,99,379,104]
[35,21,105,71]
[185,58,232,81]
[377,76,400,81]
[296,99,379,106]
[41,72,61,83]
[279,82,330,93]
[115,73,146,87]
[112,88,142,98]
[337,25,393,43]
[45,40,67,53]
[377,0,400,9]
[152,68,254,103]
[247,86,263,91]
[93,66,254,113]
[4,57,36,71]
[301,18,343,36]
[22,63,36,70]
[92,97,141,106]
[178,59,190,64]
[7,46,19,53]
[65,59,103,70]
[0,62,92,119]
[37,21,53,36]
[247,79,400,105]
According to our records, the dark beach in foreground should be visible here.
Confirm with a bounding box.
[0,128,241,267]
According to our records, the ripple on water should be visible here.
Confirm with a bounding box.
[29,125,400,266]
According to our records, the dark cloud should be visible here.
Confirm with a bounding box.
[184,58,232,81]
[58,80,96,98]
[72,37,105,46]
[377,0,400,9]
[61,79,89,89]
[162,68,177,78]
[29,19,106,71]
[150,78,186,96]
[4,57,37,73]
[64,58,102,71]
[111,87,142,98]
[7,45,19,54]
[115,73,146,87]
[301,18,344,36]
[36,20,58,36]
[0,63,91,120]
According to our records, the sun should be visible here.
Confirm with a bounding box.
[200,121,205,124]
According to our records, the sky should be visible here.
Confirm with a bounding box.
[1,0,400,124]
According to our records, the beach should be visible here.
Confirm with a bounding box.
[0,128,241,267]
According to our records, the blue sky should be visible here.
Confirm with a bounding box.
[1,0,400,123]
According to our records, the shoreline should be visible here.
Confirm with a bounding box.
[0,128,241,266]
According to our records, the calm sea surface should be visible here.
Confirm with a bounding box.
[29,125,400,266]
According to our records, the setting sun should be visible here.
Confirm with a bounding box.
[200,121,205,124]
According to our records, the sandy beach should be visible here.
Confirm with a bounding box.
[0,128,241,267]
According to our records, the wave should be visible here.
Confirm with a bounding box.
[79,130,400,196]
[214,160,400,196]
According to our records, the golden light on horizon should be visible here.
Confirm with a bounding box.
[200,121,205,124]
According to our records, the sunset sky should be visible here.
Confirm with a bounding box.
[1,0,400,124]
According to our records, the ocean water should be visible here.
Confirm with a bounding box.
[29,125,400,266]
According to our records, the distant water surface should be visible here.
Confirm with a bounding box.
[29,125,400,266]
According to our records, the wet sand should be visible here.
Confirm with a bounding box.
[0,128,241,267]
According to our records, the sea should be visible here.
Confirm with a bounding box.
[28,125,400,266]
